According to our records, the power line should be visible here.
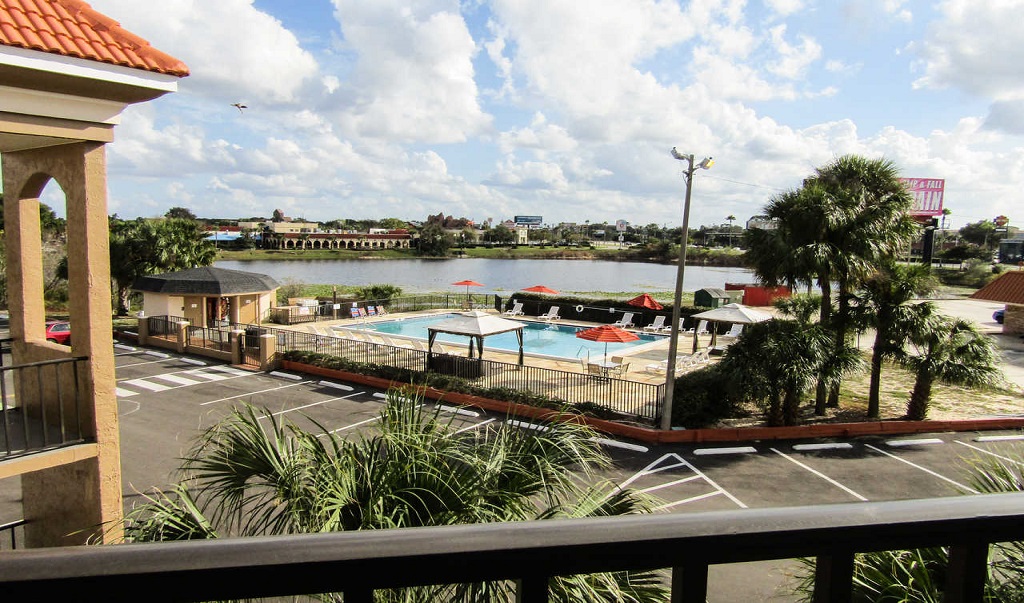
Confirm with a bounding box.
[701,174,786,192]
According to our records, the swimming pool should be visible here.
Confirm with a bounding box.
[352,314,665,360]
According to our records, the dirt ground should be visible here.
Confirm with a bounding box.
[720,298,1024,426]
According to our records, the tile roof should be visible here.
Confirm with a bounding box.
[0,0,188,77]
[970,270,1024,305]
[132,267,280,295]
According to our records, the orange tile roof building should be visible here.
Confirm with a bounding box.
[971,270,1024,335]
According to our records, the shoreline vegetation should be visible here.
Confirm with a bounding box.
[216,247,989,301]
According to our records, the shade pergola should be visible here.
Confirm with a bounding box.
[689,303,774,351]
[427,310,525,365]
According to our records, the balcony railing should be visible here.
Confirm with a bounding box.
[0,492,1021,602]
[0,341,90,459]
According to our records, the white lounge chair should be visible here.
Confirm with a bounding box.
[613,312,635,329]
[686,319,710,336]
[722,323,743,338]
[503,301,525,317]
[538,306,560,321]
[642,315,668,332]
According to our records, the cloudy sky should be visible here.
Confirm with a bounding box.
[80,0,1022,231]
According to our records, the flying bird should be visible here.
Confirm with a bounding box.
[231,103,248,113]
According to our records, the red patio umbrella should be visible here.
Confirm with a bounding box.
[626,293,664,310]
[575,324,640,362]
[522,285,560,295]
[451,279,484,296]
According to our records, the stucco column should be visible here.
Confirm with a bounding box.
[176,321,190,354]
[260,333,277,371]
[3,142,123,546]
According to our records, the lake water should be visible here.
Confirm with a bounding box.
[214,258,756,294]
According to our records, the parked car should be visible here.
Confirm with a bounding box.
[45,320,71,345]
[993,309,1005,324]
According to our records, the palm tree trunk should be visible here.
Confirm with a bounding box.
[782,389,801,426]
[767,392,784,427]
[814,273,833,415]
[828,280,851,408]
[867,330,885,418]
[906,373,934,421]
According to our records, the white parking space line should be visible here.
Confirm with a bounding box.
[144,351,170,359]
[976,435,1024,443]
[150,374,202,387]
[452,418,496,435]
[121,378,172,392]
[887,438,945,447]
[770,448,868,502]
[656,491,724,512]
[864,444,977,494]
[619,453,747,509]
[265,392,365,418]
[954,440,1024,466]
[694,446,757,456]
[200,381,312,406]
[792,443,853,451]
[181,358,207,366]
[206,365,254,377]
[638,474,703,494]
[325,415,380,435]
[115,387,137,397]
[114,344,136,352]
[439,405,480,417]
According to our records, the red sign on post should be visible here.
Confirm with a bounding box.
[899,178,945,217]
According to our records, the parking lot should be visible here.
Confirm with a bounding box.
[108,343,1024,512]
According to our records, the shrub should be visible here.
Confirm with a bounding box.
[669,363,744,428]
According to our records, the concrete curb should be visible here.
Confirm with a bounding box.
[282,361,1024,444]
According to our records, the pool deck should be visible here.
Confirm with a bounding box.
[284,308,720,384]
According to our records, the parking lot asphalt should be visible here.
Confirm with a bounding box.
[4,341,1024,601]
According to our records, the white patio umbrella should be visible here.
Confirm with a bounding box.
[689,303,773,352]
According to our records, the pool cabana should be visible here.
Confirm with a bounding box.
[427,310,525,366]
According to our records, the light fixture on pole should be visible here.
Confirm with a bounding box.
[661,148,713,431]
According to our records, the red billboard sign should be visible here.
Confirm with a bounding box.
[899,178,944,217]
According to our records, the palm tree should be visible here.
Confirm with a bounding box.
[717,319,858,426]
[725,214,736,247]
[746,156,917,415]
[120,392,667,602]
[848,263,935,418]
[901,311,1002,421]
[808,155,918,409]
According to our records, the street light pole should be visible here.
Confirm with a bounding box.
[661,148,713,431]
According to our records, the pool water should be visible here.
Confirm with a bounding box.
[354,314,664,360]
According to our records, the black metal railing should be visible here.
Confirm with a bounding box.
[184,325,233,352]
[0,350,90,460]
[0,492,1020,602]
[147,315,187,338]
[282,329,662,420]
[0,520,26,551]
[146,316,663,421]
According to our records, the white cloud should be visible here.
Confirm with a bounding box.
[88,0,319,104]
[766,25,821,80]
[913,1,1024,99]
[329,0,492,143]
[764,0,806,18]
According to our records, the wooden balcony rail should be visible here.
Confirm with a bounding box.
[0,492,1021,602]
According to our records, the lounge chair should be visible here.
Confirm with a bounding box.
[722,323,743,338]
[586,363,607,380]
[612,312,635,328]
[380,335,413,349]
[686,320,710,336]
[538,306,560,321]
[642,315,668,332]
[503,301,525,317]
[366,306,377,316]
